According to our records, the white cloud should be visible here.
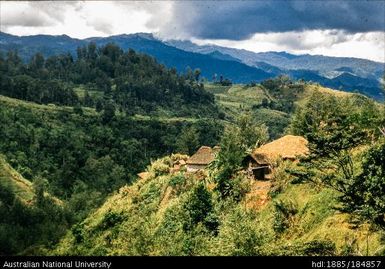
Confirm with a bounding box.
[1,1,158,38]
[193,30,385,62]
[0,1,60,27]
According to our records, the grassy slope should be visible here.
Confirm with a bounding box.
[206,82,353,139]
[73,86,103,99]
[0,95,98,116]
[260,183,383,255]
[206,83,292,139]
[0,94,203,124]
[206,84,268,119]
[0,154,34,203]
[206,82,352,114]
[297,84,353,106]
[0,155,63,206]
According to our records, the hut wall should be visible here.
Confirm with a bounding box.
[187,164,207,173]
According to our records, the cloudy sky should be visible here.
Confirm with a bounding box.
[1,1,385,62]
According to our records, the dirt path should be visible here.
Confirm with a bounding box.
[245,180,272,210]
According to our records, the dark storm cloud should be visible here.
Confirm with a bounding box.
[164,0,385,40]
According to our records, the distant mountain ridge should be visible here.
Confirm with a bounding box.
[0,32,384,100]
[166,39,384,80]
[167,39,384,99]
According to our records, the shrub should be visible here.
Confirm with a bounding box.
[71,223,84,243]
[203,212,220,236]
[182,184,218,233]
[269,160,297,197]
[301,240,336,256]
[273,199,298,234]
[169,174,185,187]
[151,160,170,177]
[99,211,125,230]
[213,207,266,256]
[229,174,250,202]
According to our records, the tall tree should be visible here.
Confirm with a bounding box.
[176,126,200,155]
[236,113,269,151]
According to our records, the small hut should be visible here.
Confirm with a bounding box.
[242,154,270,180]
[244,135,309,180]
[186,146,220,173]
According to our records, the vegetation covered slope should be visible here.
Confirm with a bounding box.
[53,153,384,256]
[0,43,219,118]
[0,43,224,200]
[0,156,68,255]
[53,87,385,256]
[206,82,293,139]
[0,44,225,255]
[0,154,34,203]
[206,77,354,139]
[1,41,384,256]
[0,93,222,217]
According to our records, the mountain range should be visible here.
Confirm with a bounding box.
[0,32,384,100]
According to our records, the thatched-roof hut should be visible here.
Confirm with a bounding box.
[252,135,309,163]
[245,135,309,180]
[186,146,220,172]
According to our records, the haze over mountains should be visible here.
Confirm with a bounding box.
[1,31,384,100]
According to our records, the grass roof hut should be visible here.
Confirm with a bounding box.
[186,146,220,172]
[245,135,309,180]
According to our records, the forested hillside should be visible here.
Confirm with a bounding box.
[0,44,224,254]
[0,42,219,118]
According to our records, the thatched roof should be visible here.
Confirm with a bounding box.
[250,153,270,165]
[251,135,309,164]
[137,172,150,180]
[186,146,218,165]
[213,146,221,152]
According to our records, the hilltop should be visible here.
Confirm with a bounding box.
[205,78,355,139]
